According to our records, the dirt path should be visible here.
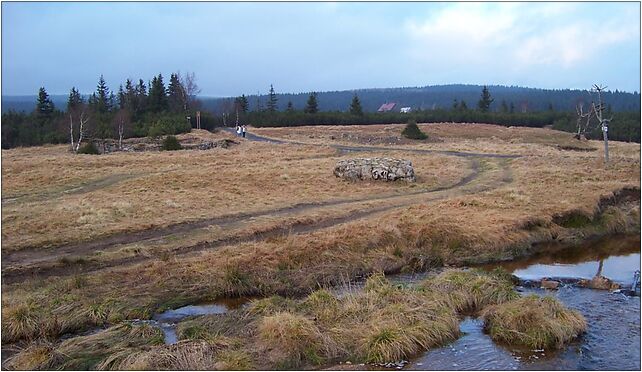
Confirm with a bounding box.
[2,157,516,284]
[2,131,519,283]
[1,172,146,205]
[224,127,522,159]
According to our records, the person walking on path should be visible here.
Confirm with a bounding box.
[236,124,242,137]
[242,125,247,138]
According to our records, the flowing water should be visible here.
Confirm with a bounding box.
[408,234,641,370]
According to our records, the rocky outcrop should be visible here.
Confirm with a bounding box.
[333,158,416,182]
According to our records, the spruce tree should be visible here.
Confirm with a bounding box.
[266,84,278,112]
[238,95,249,113]
[67,87,83,111]
[477,85,494,112]
[286,101,294,112]
[148,74,169,113]
[452,99,459,110]
[349,94,363,116]
[35,87,55,117]
[460,100,468,110]
[134,79,148,116]
[402,120,428,140]
[90,75,112,114]
[167,73,185,113]
[304,92,318,114]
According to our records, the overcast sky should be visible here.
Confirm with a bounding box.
[2,2,640,96]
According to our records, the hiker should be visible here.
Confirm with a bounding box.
[242,125,247,138]
[236,124,242,137]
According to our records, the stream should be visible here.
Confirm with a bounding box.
[141,234,640,370]
[409,234,641,370]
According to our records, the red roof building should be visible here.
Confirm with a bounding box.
[377,102,396,112]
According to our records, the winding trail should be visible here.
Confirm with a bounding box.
[3,130,519,283]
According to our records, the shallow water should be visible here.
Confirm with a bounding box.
[141,297,250,344]
[482,234,641,284]
[408,234,641,371]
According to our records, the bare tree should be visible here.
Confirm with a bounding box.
[178,72,201,112]
[574,102,596,140]
[113,109,130,150]
[591,84,612,164]
[69,103,90,153]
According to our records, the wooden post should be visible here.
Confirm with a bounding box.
[196,111,201,130]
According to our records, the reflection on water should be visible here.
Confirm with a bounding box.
[153,297,248,323]
[409,234,641,371]
[139,297,250,344]
[481,234,640,283]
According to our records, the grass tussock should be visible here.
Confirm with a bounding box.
[3,342,62,371]
[103,341,223,370]
[421,269,519,313]
[258,312,333,367]
[9,323,166,370]
[482,295,587,349]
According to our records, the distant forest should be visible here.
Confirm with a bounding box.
[198,84,641,114]
[2,82,640,149]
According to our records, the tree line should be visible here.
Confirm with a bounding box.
[2,72,200,150]
[221,86,640,143]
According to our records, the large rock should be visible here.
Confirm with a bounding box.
[334,158,416,182]
[578,275,621,291]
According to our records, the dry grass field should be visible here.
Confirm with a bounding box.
[1,123,639,370]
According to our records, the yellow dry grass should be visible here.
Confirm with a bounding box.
[2,130,469,252]
[1,124,639,367]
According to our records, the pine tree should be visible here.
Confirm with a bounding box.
[67,87,83,111]
[460,100,468,110]
[90,75,112,114]
[286,101,294,112]
[267,84,278,112]
[509,102,515,113]
[35,87,55,116]
[477,85,494,112]
[167,73,185,113]
[239,95,249,113]
[402,120,428,140]
[117,85,126,110]
[452,99,459,110]
[304,92,318,114]
[349,94,363,116]
[148,74,169,113]
[133,79,147,116]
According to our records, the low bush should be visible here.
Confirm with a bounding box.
[76,142,100,155]
[161,135,182,151]
[401,120,428,140]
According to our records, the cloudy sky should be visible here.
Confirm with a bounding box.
[2,2,640,96]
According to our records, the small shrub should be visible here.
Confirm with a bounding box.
[76,142,100,155]
[401,120,428,140]
[161,136,182,151]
